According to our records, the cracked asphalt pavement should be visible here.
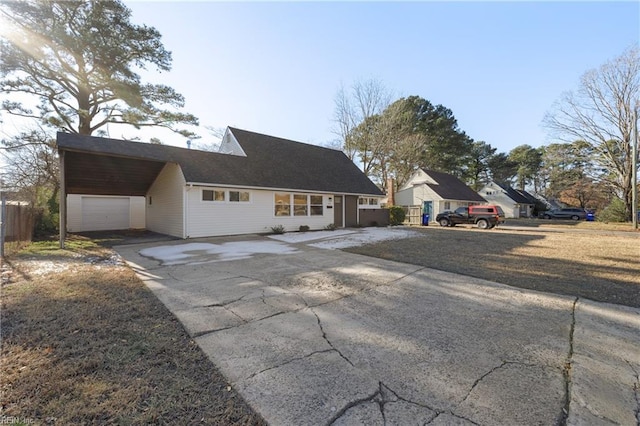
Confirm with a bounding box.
[115,234,640,426]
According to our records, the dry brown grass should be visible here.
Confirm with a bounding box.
[346,226,640,308]
[1,236,265,425]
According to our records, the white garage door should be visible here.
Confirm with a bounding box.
[81,197,130,231]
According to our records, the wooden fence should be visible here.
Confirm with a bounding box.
[402,205,423,226]
[1,201,36,257]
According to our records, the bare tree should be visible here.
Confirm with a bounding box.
[544,45,640,220]
[332,79,392,165]
[1,126,58,205]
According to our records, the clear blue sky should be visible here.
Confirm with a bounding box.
[123,1,639,154]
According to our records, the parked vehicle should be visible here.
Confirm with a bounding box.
[541,208,588,220]
[436,205,502,229]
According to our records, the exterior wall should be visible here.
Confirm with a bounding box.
[479,184,519,218]
[185,187,335,238]
[218,129,246,156]
[396,184,480,223]
[394,187,415,207]
[146,163,186,238]
[66,194,145,232]
[359,209,390,226]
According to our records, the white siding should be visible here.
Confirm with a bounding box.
[479,183,519,218]
[66,194,146,232]
[396,182,478,218]
[395,187,415,206]
[218,128,246,156]
[146,163,186,238]
[186,188,333,238]
[129,197,146,228]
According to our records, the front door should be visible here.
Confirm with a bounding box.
[333,195,343,228]
[423,201,433,216]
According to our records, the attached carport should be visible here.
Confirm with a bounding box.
[57,133,168,248]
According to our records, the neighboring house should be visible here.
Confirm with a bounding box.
[67,194,145,232]
[534,194,564,211]
[478,181,535,218]
[56,127,385,238]
[395,169,486,220]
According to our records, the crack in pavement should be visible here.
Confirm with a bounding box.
[427,412,480,425]
[458,360,543,405]
[327,381,479,426]
[311,308,354,367]
[244,349,336,381]
[327,387,381,426]
[559,297,578,425]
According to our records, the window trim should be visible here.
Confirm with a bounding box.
[274,193,325,217]
[229,190,250,203]
[202,188,250,203]
[310,195,323,216]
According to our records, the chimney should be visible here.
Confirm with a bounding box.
[387,178,395,207]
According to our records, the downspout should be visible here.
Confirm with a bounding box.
[184,184,192,238]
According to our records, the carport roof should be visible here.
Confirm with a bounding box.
[56,129,384,197]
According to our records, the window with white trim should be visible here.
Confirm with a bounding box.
[310,195,323,216]
[275,193,291,216]
[359,197,380,206]
[275,193,324,216]
[229,190,250,202]
[202,189,226,202]
[294,194,308,216]
[444,201,451,210]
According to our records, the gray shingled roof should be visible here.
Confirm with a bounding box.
[57,129,383,196]
[495,182,534,204]
[422,169,486,202]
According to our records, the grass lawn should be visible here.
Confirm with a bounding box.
[1,236,266,425]
[346,225,640,308]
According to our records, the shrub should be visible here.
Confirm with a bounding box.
[388,206,406,226]
[299,225,310,232]
[597,198,627,222]
[270,224,286,234]
[324,223,337,231]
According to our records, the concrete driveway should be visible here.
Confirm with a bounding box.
[114,229,640,425]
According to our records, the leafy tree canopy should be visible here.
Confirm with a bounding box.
[508,144,543,191]
[0,0,198,138]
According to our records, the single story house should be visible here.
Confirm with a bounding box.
[395,169,487,220]
[478,182,535,218]
[56,127,385,240]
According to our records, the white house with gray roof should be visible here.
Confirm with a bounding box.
[478,181,536,218]
[57,127,386,239]
[395,169,487,221]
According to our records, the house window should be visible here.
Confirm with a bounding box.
[294,194,308,216]
[229,190,250,202]
[148,196,152,206]
[275,193,291,216]
[359,197,379,206]
[310,195,323,216]
[202,189,225,202]
[444,201,451,210]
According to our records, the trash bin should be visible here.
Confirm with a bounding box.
[586,212,595,222]
[422,213,430,226]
